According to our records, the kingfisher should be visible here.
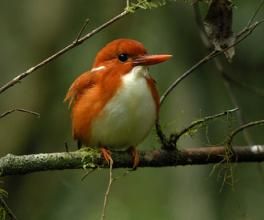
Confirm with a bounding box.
[65,39,172,168]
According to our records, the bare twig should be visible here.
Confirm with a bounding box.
[193,2,264,188]
[216,61,254,144]
[0,108,40,119]
[236,19,264,43]
[223,120,264,187]
[226,120,264,147]
[157,49,217,148]
[159,50,217,106]
[160,17,264,107]
[192,2,264,145]
[170,108,239,145]
[247,0,264,27]
[0,10,130,95]
[126,0,130,9]
[74,18,90,43]
[0,197,17,220]
[100,160,113,220]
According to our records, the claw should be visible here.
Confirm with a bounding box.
[128,146,140,170]
[100,147,113,165]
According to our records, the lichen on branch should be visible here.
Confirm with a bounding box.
[1,146,264,177]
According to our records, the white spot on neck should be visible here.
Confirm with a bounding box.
[129,66,150,78]
[91,65,106,72]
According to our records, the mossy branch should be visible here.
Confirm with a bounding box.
[1,145,264,177]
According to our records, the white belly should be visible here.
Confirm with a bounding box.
[89,66,156,149]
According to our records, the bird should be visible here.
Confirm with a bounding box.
[64,38,171,168]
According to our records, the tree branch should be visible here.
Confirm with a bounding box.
[156,3,264,147]
[1,145,264,177]
[226,120,264,146]
[192,2,264,145]
[0,10,129,95]
[170,108,239,145]
[159,18,264,106]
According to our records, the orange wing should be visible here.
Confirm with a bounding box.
[64,67,122,145]
[64,71,97,144]
[64,71,96,108]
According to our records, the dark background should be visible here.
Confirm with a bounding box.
[1,1,264,219]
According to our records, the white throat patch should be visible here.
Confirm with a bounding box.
[89,66,156,149]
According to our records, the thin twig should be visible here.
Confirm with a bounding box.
[171,108,239,144]
[100,160,113,220]
[74,18,90,43]
[0,197,17,220]
[160,18,264,107]
[0,108,40,119]
[193,2,264,187]
[247,0,264,27]
[226,120,264,146]
[215,60,254,144]
[159,50,217,106]
[161,53,212,106]
[126,0,130,9]
[0,10,130,95]
[236,19,264,43]
[228,14,264,143]
[192,2,264,145]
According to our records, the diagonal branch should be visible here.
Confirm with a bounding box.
[0,10,129,95]
[1,145,264,177]
[159,18,264,106]
[193,2,264,145]
[247,0,264,27]
[159,50,217,106]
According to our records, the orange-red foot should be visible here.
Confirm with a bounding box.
[128,146,140,170]
[100,147,113,166]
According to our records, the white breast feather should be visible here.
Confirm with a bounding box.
[89,66,156,149]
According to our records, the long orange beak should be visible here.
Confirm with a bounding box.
[133,54,172,66]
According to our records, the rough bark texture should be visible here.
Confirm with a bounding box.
[1,145,264,177]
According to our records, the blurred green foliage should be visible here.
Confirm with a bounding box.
[0,0,264,219]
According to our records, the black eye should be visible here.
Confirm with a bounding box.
[118,53,128,62]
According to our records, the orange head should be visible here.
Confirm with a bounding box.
[65,38,172,150]
[93,38,172,71]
